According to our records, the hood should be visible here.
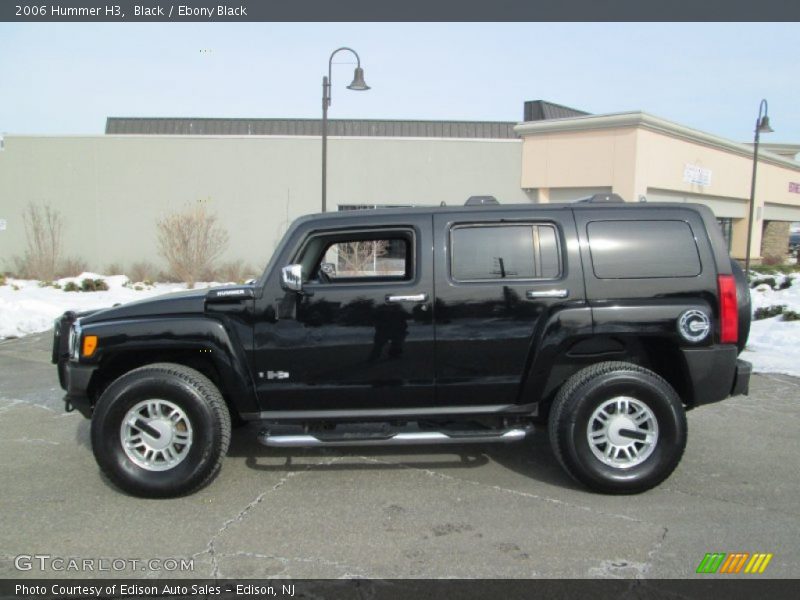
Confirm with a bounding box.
[79,285,254,325]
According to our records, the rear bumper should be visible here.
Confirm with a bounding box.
[682,346,750,407]
[731,359,751,397]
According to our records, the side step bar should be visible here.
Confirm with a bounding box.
[258,427,531,448]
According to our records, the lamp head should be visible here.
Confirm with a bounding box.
[347,67,370,91]
[757,115,774,134]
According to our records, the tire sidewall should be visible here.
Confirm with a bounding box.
[92,371,221,497]
[562,371,686,492]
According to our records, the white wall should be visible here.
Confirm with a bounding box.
[0,135,529,274]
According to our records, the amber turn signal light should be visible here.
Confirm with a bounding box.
[82,335,98,357]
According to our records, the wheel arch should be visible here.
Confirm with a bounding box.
[82,317,259,419]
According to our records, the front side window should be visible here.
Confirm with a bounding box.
[450,224,561,282]
[296,230,413,284]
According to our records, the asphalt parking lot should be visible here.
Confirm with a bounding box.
[0,331,798,579]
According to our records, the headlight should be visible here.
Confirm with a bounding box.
[68,321,82,360]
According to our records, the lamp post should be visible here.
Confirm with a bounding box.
[744,99,774,275]
[321,47,370,213]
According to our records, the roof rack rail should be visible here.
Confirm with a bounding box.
[465,195,499,206]
[575,193,625,204]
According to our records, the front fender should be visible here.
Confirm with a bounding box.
[79,316,259,415]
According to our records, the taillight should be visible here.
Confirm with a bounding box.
[718,274,738,344]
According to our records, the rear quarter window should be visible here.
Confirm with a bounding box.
[588,220,701,279]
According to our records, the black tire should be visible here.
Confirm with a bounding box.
[91,363,231,498]
[731,259,751,354]
[548,362,687,494]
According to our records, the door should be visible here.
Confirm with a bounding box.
[432,209,581,406]
[253,216,435,412]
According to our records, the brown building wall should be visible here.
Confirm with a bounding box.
[761,221,791,261]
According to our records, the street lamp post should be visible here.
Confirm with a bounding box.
[744,99,774,275]
[321,47,370,213]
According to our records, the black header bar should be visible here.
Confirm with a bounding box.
[3,579,800,600]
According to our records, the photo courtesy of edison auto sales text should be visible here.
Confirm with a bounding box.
[15,585,296,597]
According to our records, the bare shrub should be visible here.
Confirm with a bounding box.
[104,262,124,276]
[156,200,229,288]
[15,203,64,280]
[57,256,89,278]
[216,261,258,283]
[335,240,388,276]
[156,270,184,284]
[129,261,158,283]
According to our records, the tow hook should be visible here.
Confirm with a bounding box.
[65,400,75,413]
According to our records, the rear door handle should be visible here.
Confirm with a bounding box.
[386,293,428,303]
[526,289,569,299]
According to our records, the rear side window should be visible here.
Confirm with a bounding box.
[588,220,701,279]
[451,224,561,281]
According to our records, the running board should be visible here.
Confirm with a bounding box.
[258,427,531,448]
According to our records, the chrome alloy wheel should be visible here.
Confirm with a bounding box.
[587,396,659,469]
[120,400,193,471]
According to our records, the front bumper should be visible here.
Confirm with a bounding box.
[59,360,97,418]
[682,345,751,407]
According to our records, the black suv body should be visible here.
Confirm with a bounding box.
[53,199,751,497]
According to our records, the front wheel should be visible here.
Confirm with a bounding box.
[548,362,687,494]
[91,363,231,498]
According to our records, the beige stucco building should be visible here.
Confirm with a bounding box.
[515,111,800,260]
[1,101,798,275]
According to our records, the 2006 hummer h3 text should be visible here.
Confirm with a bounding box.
[53,195,752,497]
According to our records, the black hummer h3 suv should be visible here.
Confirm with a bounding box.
[53,195,752,497]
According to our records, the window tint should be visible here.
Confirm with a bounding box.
[297,231,413,283]
[451,224,560,281]
[587,220,701,279]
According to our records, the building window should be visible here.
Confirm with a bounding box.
[717,218,733,251]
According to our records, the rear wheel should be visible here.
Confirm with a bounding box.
[91,363,231,498]
[548,362,687,494]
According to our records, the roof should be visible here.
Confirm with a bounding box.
[105,117,519,139]
[290,201,708,227]
[523,100,590,122]
[515,111,800,171]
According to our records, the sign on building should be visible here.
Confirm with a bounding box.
[684,163,712,187]
[789,182,800,194]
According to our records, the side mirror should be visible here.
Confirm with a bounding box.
[281,264,304,293]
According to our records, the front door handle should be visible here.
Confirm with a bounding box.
[386,293,428,303]
[526,289,569,299]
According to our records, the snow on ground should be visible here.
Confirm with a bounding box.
[740,272,800,378]
[1,271,799,377]
[0,273,206,339]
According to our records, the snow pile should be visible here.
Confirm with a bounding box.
[0,272,192,339]
[740,273,800,377]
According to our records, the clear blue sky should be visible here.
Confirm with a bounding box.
[0,22,797,143]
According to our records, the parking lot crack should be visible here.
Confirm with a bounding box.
[356,455,650,525]
[213,551,369,578]
[198,457,342,578]
[662,485,799,519]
